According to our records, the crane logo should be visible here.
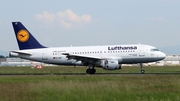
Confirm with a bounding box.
[17,30,29,42]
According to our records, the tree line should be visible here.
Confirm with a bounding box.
[0,55,9,58]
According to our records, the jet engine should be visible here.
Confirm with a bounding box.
[100,59,122,70]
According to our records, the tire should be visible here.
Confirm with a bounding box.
[141,70,145,74]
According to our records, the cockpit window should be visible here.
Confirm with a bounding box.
[150,48,159,52]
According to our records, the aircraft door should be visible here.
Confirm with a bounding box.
[139,46,145,56]
[42,50,48,60]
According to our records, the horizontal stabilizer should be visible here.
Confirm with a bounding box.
[10,51,32,55]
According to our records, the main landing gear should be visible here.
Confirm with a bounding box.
[86,64,96,74]
[140,63,145,74]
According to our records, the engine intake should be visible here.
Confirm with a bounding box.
[101,59,122,70]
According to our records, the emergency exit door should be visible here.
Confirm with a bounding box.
[42,50,48,60]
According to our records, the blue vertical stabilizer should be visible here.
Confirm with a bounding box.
[12,22,46,50]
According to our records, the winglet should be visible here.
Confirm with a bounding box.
[12,22,46,50]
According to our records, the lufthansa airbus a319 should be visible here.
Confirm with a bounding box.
[9,22,166,74]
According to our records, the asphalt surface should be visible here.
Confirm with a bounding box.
[0,72,179,76]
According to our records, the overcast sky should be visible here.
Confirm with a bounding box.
[0,0,180,52]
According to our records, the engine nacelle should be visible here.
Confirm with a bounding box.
[100,59,122,70]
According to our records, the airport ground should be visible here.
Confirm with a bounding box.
[0,66,180,101]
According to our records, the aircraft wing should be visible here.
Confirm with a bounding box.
[62,53,103,62]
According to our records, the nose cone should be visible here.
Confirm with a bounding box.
[159,52,166,60]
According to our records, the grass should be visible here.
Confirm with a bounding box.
[0,65,179,74]
[0,66,179,101]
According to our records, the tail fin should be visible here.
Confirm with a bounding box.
[12,22,46,50]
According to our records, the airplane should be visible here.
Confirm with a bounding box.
[9,22,166,74]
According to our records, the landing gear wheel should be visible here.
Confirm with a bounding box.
[86,69,96,74]
[86,69,90,74]
[93,69,96,73]
[141,70,145,74]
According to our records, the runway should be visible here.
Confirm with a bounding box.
[0,72,179,76]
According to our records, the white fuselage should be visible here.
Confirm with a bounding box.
[10,44,166,66]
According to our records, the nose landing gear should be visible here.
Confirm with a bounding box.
[140,63,145,74]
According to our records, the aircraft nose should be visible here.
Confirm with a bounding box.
[159,52,166,60]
